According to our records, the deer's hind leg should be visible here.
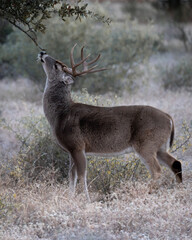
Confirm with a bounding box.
[70,150,90,201]
[157,151,182,183]
[133,142,162,193]
[133,143,162,181]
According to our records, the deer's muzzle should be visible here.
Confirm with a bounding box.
[38,51,47,63]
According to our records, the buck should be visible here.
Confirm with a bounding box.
[38,44,182,200]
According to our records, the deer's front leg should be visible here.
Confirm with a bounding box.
[68,154,77,196]
[70,150,90,202]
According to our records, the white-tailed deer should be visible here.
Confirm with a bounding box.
[38,44,182,200]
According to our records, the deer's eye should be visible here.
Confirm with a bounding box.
[54,64,58,70]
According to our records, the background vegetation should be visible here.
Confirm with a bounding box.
[0,13,161,93]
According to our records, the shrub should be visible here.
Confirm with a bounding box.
[87,155,149,195]
[161,59,192,91]
[171,121,192,155]
[0,113,69,183]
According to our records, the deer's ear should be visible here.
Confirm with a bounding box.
[54,62,62,71]
[61,75,74,85]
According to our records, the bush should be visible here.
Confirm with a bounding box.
[161,59,192,91]
[171,121,192,155]
[0,5,162,93]
[87,155,149,195]
[0,113,69,183]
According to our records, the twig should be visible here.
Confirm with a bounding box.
[88,175,99,188]
[171,133,191,154]
[6,19,45,51]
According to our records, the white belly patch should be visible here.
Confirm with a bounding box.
[86,147,134,157]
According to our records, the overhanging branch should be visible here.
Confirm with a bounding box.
[6,18,45,51]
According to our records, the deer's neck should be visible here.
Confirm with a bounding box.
[43,82,73,127]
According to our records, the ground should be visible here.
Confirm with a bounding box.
[0,178,192,239]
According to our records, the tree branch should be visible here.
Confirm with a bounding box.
[6,19,45,51]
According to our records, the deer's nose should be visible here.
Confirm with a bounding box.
[40,51,46,56]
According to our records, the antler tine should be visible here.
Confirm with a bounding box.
[81,47,100,66]
[75,65,108,76]
[76,65,98,76]
[86,68,108,73]
[86,54,101,66]
[81,46,84,60]
[74,54,90,69]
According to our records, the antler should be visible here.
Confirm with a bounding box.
[62,44,107,77]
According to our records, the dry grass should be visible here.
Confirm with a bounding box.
[0,78,42,104]
[0,172,192,240]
